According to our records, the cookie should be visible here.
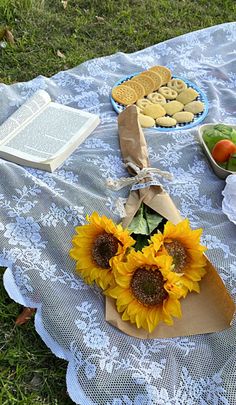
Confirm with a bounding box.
[163,101,184,116]
[167,78,187,93]
[136,98,152,110]
[112,85,137,105]
[147,92,166,104]
[139,114,156,128]
[123,80,145,99]
[131,74,155,96]
[140,70,162,90]
[176,88,199,105]
[143,103,166,119]
[172,111,194,123]
[184,100,204,114]
[158,87,178,100]
[149,65,172,85]
[156,117,177,127]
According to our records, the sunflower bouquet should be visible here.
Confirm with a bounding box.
[70,211,207,334]
[70,106,234,338]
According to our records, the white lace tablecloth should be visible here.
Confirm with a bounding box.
[1,23,236,405]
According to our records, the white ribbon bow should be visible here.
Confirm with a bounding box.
[106,162,173,191]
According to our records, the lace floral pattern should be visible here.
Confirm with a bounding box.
[1,23,236,404]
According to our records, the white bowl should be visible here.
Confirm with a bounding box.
[198,123,236,179]
[222,174,236,224]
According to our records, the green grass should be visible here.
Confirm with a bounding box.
[0,274,73,405]
[0,0,236,83]
[0,0,236,403]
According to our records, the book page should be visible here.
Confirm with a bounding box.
[0,90,51,144]
[1,103,94,161]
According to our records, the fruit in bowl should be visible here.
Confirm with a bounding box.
[211,140,236,164]
[203,124,236,168]
[200,124,236,176]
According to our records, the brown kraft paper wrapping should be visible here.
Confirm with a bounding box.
[105,105,235,339]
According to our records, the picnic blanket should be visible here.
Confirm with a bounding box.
[1,22,236,404]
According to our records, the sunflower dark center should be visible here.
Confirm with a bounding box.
[164,240,187,273]
[92,232,119,269]
[131,267,168,306]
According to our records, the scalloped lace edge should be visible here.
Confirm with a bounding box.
[3,266,95,405]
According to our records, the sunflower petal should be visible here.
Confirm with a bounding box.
[164,297,182,319]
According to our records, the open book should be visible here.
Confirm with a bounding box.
[0,90,100,172]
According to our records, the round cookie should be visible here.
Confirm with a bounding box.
[184,100,204,114]
[142,103,166,119]
[167,78,187,93]
[163,101,184,116]
[136,98,152,110]
[139,114,156,128]
[149,65,172,85]
[156,117,177,127]
[131,74,155,96]
[158,87,178,100]
[147,92,166,104]
[172,111,194,123]
[123,80,145,99]
[112,85,137,105]
[140,70,162,90]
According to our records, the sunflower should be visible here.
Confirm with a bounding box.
[148,219,207,296]
[70,212,135,290]
[106,247,185,333]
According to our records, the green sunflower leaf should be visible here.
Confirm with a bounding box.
[128,203,164,236]
[145,207,163,234]
[128,204,149,235]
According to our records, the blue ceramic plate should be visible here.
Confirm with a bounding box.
[110,73,209,131]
